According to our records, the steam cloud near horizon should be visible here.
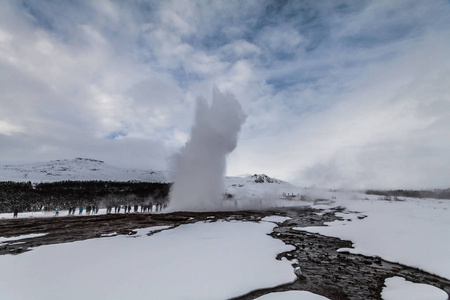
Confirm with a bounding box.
[169,88,246,211]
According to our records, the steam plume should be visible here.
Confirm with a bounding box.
[169,88,246,211]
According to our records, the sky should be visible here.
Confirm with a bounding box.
[0,0,449,189]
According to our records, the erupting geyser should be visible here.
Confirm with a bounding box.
[169,88,246,211]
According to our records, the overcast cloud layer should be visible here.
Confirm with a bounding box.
[1,0,449,189]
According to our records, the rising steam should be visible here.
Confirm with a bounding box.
[168,88,246,211]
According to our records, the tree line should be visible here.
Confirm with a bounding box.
[365,188,450,199]
[0,181,171,213]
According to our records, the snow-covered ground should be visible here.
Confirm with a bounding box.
[294,193,450,281]
[228,186,450,297]
[254,285,449,300]
[254,291,330,300]
[0,208,109,219]
[2,187,449,286]
[0,220,296,300]
[3,220,446,300]
[382,277,448,300]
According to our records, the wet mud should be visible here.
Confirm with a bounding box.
[1,206,449,300]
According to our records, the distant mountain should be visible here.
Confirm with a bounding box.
[0,158,168,183]
[226,174,290,186]
[225,174,297,200]
[0,159,295,195]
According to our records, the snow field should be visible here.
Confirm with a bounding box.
[296,195,450,280]
[0,220,296,300]
[382,276,448,300]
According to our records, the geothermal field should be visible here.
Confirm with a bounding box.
[2,1,450,300]
[0,171,449,300]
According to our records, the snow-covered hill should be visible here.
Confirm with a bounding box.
[225,174,302,203]
[226,174,292,188]
[0,158,299,198]
[0,158,168,182]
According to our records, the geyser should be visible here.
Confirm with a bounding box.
[169,88,246,211]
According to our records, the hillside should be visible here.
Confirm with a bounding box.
[0,158,168,183]
[0,159,294,192]
[0,159,298,213]
[225,174,300,204]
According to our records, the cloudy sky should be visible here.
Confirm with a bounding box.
[1,0,449,189]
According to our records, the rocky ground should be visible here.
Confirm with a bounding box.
[1,205,449,300]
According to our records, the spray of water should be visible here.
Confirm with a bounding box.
[168,88,246,212]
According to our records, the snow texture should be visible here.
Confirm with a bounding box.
[381,276,448,300]
[0,221,296,300]
[254,290,330,300]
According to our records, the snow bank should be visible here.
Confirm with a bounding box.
[0,233,47,243]
[381,276,447,300]
[261,216,292,223]
[0,221,296,300]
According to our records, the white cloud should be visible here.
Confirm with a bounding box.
[0,120,23,136]
[0,0,449,189]
[231,29,450,189]
[220,39,261,59]
[256,25,304,53]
